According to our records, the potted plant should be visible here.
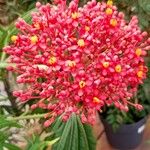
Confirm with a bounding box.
[3,0,150,149]
[100,65,150,149]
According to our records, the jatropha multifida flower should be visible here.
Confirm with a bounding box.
[4,0,150,126]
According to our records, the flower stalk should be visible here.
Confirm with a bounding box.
[8,113,47,121]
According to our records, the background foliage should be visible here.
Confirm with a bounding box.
[114,0,150,32]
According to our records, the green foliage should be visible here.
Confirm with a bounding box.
[0,116,22,129]
[0,116,22,150]
[0,115,59,150]
[0,0,49,25]
[25,134,59,150]
[114,0,150,31]
[49,114,96,150]
[102,83,150,130]
[0,113,96,150]
[102,106,139,131]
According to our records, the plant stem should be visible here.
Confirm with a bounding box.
[9,113,47,121]
[3,72,19,115]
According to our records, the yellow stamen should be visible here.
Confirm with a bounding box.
[115,65,122,73]
[135,48,142,56]
[11,35,18,43]
[110,19,117,27]
[67,60,76,67]
[106,8,113,15]
[49,56,57,65]
[107,0,113,6]
[93,97,101,104]
[77,39,85,47]
[85,26,90,32]
[71,12,79,19]
[137,71,143,78]
[30,35,38,44]
[102,62,109,68]
[79,81,86,88]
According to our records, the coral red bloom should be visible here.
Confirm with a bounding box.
[4,0,149,125]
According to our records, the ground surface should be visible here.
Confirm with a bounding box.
[94,116,150,150]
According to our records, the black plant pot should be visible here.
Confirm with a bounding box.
[100,115,147,150]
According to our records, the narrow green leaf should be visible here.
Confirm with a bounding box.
[71,114,78,150]
[52,117,63,132]
[77,117,89,150]
[65,115,74,150]
[55,117,72,150]
[3,143,21,150]
[45,138,60,146]
[83,124,96,150]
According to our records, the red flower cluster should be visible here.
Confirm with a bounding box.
[4,0,150,126]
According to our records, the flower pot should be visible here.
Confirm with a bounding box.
[100,115,147,150]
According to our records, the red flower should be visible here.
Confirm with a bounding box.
[4,0,149,125]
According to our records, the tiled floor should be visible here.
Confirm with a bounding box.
[94,116,150,150]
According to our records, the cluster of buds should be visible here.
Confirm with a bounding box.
[4,0,150,126]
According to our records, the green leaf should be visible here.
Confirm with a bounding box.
[54,116,72,150]
[25,134,58,150]
[71,115,78,150]
[25,135,41,150]
[0,116,22,129]
[52,114,96,150]
[0,131,9,145]
[77,117,89,150]
[3,143,21,150]
[45,138,60,146]
[83,124,96,150]
[52,117,63,132]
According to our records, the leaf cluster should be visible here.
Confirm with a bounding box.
[47,114,96,150]
[0,116,22,150]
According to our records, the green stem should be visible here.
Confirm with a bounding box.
[8,113,47,121]
[0,52,7,62]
